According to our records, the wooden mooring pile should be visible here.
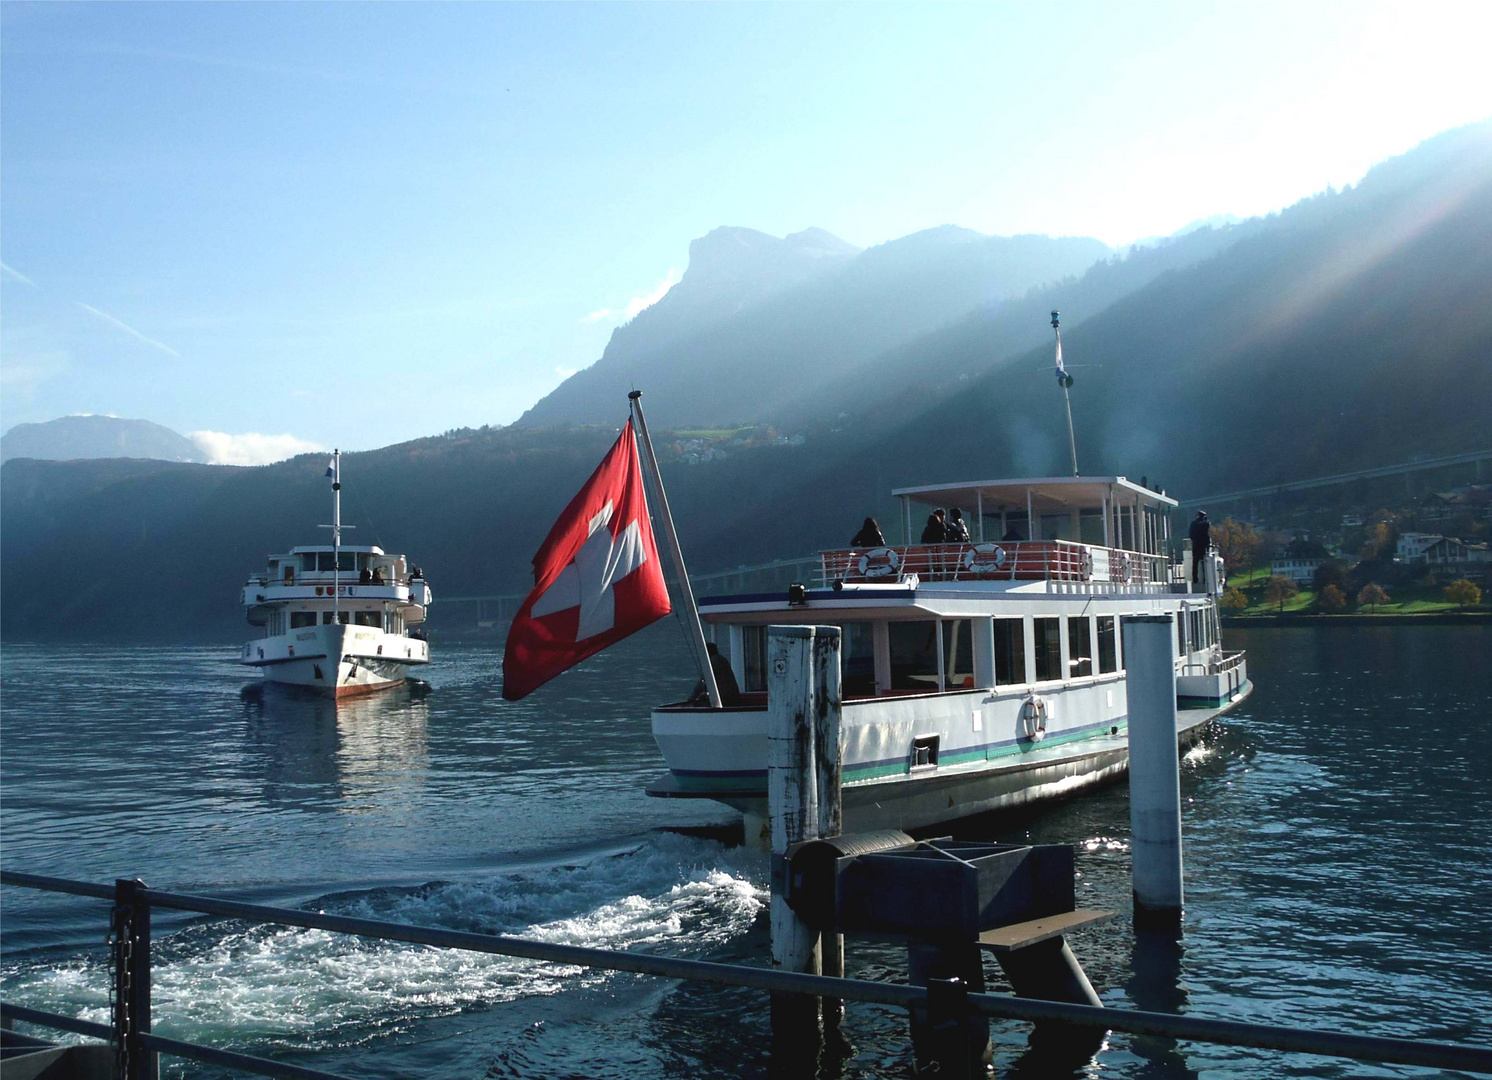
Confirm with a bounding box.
[5,617,1492,1079]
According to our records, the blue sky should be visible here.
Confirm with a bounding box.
[3,2,1490,462]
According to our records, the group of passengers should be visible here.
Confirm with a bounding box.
[852,506,1019,548]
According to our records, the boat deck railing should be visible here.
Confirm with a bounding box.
[3,870,1489,1080]
[1180,648,1246,678]
[250,573,420,589]
[820,540,1171,588]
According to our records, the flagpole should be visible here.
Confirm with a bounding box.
[1053,311,1079,477]
[332,449,342,621]
[628,391,722,709]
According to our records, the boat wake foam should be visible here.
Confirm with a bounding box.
[2,833,767,1050]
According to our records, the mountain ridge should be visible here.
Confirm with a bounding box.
[1,415,207,464]
[3,119,1490,642]
[519,225,1112,429]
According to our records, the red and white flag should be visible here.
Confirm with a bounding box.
[501,421,671,700]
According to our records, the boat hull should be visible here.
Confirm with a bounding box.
[648,670,1250,840]
[240,624,429,698]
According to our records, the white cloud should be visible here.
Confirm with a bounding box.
[554,365,577,379]
[580,268,682,325]
[1,261,36,286]
[189,430,325,466]
[74,302,181,357]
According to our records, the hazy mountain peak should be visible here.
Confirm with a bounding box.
[885,224,988,248]
[784,227,862,257]
[1,415,206,464]
[683,225,858,285]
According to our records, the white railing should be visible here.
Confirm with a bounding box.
[820,540,1169,587]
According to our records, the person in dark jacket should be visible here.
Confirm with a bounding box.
[945,507,971,543]
[851,517,886,547]
[920,509,947,544]
[690,642,742,706]
[1189,510,1211,582]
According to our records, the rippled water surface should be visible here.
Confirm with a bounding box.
[3,624,1489,1078]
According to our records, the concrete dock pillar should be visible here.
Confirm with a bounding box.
[810,628,847,1044]
[767,625,827,1067]
[1121,614,1185,928]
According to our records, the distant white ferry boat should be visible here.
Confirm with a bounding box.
[239,450,432,696]
[648,476,1249,836]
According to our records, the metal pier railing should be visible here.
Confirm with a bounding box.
[4,869,1491,1080]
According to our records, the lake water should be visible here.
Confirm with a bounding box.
[2,624,1490,1078]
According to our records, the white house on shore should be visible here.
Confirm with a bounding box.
[1269,555,1326,585]
[1396,532,1492,570]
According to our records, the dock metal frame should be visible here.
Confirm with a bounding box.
[3,870,1490,1080]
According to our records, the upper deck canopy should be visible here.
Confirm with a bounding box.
[288,545,387,555]
[892,476,1176,513]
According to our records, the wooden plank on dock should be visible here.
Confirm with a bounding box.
[976,909,1113,952]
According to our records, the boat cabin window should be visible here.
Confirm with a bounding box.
[889,621,940,691]
[941,620,974,689]
[1097,616,1118,673]
[993,619,1026,685]
[840,622,876,697]
[742,625,767,693]
[1080,509,1107,545]
[1039,515,1072,542]
[1067,616,1094,677]
[1033,617,1063,682]
[354,611,380,627]
[290,612,316,629]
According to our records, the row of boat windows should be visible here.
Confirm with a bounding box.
[262,609,402,635]
[729,610,1220,696]
[734,615,1124,696]
[271,552,377,575]
[912,505,1168,552]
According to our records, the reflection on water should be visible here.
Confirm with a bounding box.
[1124,929,1197,1080]
[240,681,432,808]
[2,625,1491,1079]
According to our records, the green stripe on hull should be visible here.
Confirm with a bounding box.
[843,721,1128,784]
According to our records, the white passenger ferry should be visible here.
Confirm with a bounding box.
[239,451,432,696]
[648,476,1249,837]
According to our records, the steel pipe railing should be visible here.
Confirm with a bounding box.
[3,870,1490,1077]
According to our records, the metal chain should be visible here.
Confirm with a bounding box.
[109,901,134,1080]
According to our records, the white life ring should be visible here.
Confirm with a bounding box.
[1020,693,1048,741]
[857,547,901,579]
[1112,551,1131,583]
[961,543,1008,576]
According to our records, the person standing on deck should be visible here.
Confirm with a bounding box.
[921,509,947,544]
[945,508,971,543]
[1190,510,1211,583]
[691,642,742,706]
[851,517,886,547]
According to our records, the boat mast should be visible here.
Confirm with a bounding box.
[1053,311,1079,477]
[628,391,722,709]
[319,449,352,621]
[332,449,342,622]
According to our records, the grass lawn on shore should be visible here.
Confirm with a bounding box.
[1224,575,1479,617]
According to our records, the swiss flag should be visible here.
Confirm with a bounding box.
[501,421,671,700]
